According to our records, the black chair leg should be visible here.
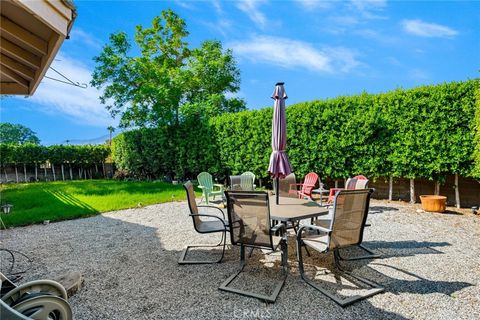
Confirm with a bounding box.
[337,244,381,261]
[297,245,384,307]
[219,243,287,303]
[178,231,227,264]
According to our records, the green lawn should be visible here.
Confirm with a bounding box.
[0,180,195,228]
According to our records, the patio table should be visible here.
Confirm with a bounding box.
[269,195,328,224]
[312,188,330,206]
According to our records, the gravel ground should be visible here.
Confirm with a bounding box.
[1,200,479,320]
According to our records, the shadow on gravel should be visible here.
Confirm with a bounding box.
[360,240,449,258]
[368,206,399,214]
[368,263,473,296]
[440,210,464,215]
[7,201,467,320]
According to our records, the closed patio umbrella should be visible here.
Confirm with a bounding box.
[268,82,292,204]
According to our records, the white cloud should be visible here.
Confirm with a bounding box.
[402,19,458,38]
[211,0,224,15]
[175,0,195,10]
[237,0,268,29]
[349,0,387,20]
[351,0,386,11]
[202,18,232,36]
[69,28,102,49]
[295,0,332,10]
[17,54,116,127]
[228,35,361,73]
[205,0,233,36]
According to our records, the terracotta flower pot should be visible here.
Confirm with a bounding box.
[420,195,447,213]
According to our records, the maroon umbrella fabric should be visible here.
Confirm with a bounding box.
[268,82,292,203]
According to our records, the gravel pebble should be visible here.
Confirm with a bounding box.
[1,200,479,320]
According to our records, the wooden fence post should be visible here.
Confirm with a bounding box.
[388,176,393,201]
[409,178,415,204]
[455,173,461,208]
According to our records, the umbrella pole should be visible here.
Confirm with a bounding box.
[276,177,279,205]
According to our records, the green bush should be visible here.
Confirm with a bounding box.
[112,79,479,182]
[0,144,110,167]
[473,83,480,178]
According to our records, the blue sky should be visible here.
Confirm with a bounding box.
[1,0,479,145]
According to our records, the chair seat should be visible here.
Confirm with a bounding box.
[207,189,224,195]
[302,234,329,252]
[312,207,333,228]
[196,219,227,233]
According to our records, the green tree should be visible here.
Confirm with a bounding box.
[0,123,40,144]
[91,9,244,128]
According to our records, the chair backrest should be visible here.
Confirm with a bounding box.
[328,189,373,251]
[345,175,369,190]
[241,171,255,180]
[230,175,254,191]
[229,175,242,190]
[241,171,255,191]
[183,181,201,228]
[225,191,274,250]
[197,172,213,190]
[301,172,319,194]
[275,173,296,197]
[240,175,254,191]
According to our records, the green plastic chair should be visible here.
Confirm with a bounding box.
[197,172,225,204]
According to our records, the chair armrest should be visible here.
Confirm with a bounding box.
[213,183,224,188]
[197,205,226,220]
[328,187,344,197]
[198,185,206,189]
[270,223,286,236]
[297,225,331,241]
[189,214,228,227]
[288,184,302,194]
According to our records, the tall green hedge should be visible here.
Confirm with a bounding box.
[473,84,480,177]
[0,144,110,166]
[112,79,479,182]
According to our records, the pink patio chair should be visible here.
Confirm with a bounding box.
[327,175,369,204]
[288,172,319,200]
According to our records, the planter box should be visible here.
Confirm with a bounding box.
[420,195,447,213]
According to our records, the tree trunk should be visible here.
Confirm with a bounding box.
[455,173,460,208]
[23,163,27,182]
[102,162,106,178]
[409,178,415,204]
[69,164,73,180]
[335,179,339,188]
[35,164,38,181]
[4,168,8,182]
[434,181,440,195]
[78,167,82,179]
[84,168,87,180]
[388,176,393,201]
[15,165,18,183]
[61,164,65,181]
[44,166,47,181]
[52,163,56,181]
[95,164,98,173]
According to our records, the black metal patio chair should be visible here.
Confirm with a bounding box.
[219,191,287,303]
[296,189,384,307]
[178,181,229,264]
